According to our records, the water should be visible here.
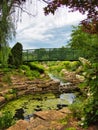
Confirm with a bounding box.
[48,73,73,86]
[60,93,75,104]
[13,92,75,121]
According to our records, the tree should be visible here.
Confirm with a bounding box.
[8,42,23,68]
[68,26,98,62]
[0,0,34,66]
[0,0,16,66]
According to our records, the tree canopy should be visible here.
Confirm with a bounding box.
[44,0,98,34]
[68,26,98,62]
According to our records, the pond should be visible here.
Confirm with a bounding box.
[1,92,75,121]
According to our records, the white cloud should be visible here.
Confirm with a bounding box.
[10,1,87,49]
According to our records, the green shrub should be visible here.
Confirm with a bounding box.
[70,61,80,71]
[59,117,68,125]
[8,88,17,94]
[8,42,23,68]
[1,67,11,72]
[62,61,80,71]
[32,70,40,78]
[27,62,44,73]
[25,70,32,77]
[20,65,30,71]
[2,74,12,85]
[63,61,71,70]
[0,111,15,129]
[74,58,98,127]
[19,64,41,79]
[69,100,84,120]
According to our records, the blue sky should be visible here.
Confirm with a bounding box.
[10,1,86,49]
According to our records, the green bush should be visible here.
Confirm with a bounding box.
[0,111,15,129]
[19,65,32,76]
[20,65,30,71]
[2,74,12,85]
[27,62,44,73]
[32,70,40,78]
[69,100,84,120]
[72,58,98,127]
[1,67,11,72]
[25,70,32,77]
[20,64,40,79]
[62,61,80,71]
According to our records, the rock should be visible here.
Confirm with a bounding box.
[7,120,29,130]
[59,107,72,114]
[0,96,5,105]
[76,74,85,82]
[34,110,65,121]
[14,85,27,91]
[7,108,72,130]
[61,69,82,84]
[12,82,24,85]
[50,121,65,130]
[34,105,42,111]
[0,89,9,96]
[14,108,24,120]
[57,104,68,110]
[17,90,27,96]
[29,117,50,128]
[29,125,48,130]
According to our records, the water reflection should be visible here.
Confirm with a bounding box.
[60,93,75,104]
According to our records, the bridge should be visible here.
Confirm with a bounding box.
[22,48,86,62]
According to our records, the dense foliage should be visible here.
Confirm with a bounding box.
[68,26,98,62]
[0,111,15,129]
[44,0,98,34]
[1,0,97,34]
[74,58,98,126]
[8,42,23,67]
[67,26,98,127]
[0,0,26,66]
[19,62,45,79]
[0,0,16,66]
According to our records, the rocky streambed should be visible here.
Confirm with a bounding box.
[0,75,78,108]
[0,73,81,130]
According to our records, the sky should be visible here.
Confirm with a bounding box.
[10,1,86,50]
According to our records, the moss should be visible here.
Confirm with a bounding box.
[59,117,68,125]
[65,127,76,130]
[4,93,16,101]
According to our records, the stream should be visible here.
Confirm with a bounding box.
[1,74,76,121]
